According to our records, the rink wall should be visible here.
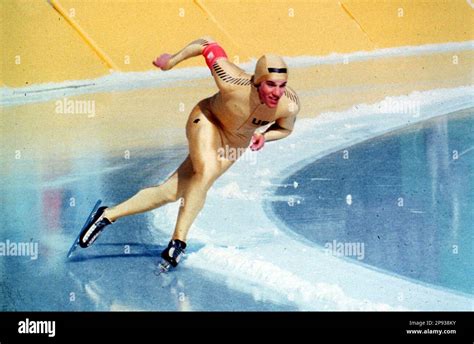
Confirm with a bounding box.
[1,0,473,87]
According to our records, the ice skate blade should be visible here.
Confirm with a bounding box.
[154,260,171,276]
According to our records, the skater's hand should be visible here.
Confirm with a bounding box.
[153,53,173,70]
[250,132,265,151]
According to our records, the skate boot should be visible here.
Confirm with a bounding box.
[78,206,112,248]
[157,239,187,274]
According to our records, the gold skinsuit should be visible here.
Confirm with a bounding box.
[104,37,300,245]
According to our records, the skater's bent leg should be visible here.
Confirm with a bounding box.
[172,167,219,241]
[171,102,233,241]
[104,157,193,222]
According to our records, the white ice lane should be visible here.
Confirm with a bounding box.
[151,86,474,311]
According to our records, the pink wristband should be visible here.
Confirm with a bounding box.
[202,43,228,68]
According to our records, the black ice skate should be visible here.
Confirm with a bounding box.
[156,239,187,274]
[67,200,112,258]
[78,206,112,248]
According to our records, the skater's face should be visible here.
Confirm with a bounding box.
[258,79,287,108]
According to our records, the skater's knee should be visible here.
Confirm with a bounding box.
[192,167,219,188]
[164,190,180,203]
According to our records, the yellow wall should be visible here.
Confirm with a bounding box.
[2,0,473,87]
[0,0,109,87]
[343,0,474,48]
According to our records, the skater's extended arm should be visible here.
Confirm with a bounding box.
[153,37,248,91]
[155,37,213,70]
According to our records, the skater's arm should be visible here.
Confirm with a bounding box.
[251,113,297,150]
[250,118,294,151]
[262,115,296,142]
[156,37,213,70]
[154,37,248,91]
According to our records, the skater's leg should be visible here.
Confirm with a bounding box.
[104,156,193,222]
[171,103,234,242]
[78,154,195,248]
